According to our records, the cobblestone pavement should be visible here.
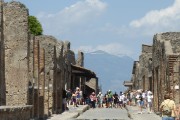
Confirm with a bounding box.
[76,107,130,120]
[127,105,161,120]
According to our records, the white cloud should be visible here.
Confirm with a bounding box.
[130,0,180,30]
[37,0,107,35]
[73,43,133,57]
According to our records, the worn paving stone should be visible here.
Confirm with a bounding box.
[76,107,130,120]
[127,106,161,120]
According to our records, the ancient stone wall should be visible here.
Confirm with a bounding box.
[142,44,152,53]
[35,35,64,115]
[27,34,34,118]
[138,44,152,90]
[0,105,32,120]
[56,41,64,113]
[132,61,140,90]
[160,32,180,54]
[63,41,74,90]
[3,1,29,105]
[0,0,5,105]
[0,1,96,119]
[63,41,76,65]
[173,60,179,104]
[151,32,180,112]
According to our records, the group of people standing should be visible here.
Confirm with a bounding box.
[87,90,145,109]
[62,87,180,120]
[62,87,84,111]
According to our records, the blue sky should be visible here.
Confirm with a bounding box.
[5,0,179,60]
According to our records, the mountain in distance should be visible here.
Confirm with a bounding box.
[84,50,134,94]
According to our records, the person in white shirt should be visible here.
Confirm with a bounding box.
[119,92,124,109]
[147,91,153,113]
[136,92,144,114]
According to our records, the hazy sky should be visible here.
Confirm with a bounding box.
[5,0,179,60]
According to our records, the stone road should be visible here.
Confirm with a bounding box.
[76,107,130,120]
[48,105,162,120]
[127,106,161,120]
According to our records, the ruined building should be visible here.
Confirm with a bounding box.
[0,1,98,120]
[138,44,152,91]
[125,32,180,113]
[124,45,152,91]
[152,32,180,112]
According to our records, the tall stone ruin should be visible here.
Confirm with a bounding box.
[76,51,84,67]
[3,1,29,105]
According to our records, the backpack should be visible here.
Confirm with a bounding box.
[162,101,172,116]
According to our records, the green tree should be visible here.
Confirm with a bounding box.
[28,16,43,36]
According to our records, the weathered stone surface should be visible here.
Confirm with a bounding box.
[38,48,45,119]
[0,105,32,120]
[152,32,180,112]
[85,78,98,94]
[0,0,5,106]
[131,61,140,90]
[3,1,29,105]
[35,35,64,115]
[138,45,152,90]
[0,1,97,119]
[63,41,76,65]
[76,51,84,67]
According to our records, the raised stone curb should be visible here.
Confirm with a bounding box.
[126,105,161,120]
[76,105,89,114]
[47,105,89,120]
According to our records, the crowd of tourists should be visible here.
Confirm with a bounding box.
[62,88,154,111]
[62,87,180,120]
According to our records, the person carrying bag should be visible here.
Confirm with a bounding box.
[160,94,179,120]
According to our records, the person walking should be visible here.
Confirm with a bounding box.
[113,92,119,108]
[147,91,153,113]
[108,90,113,108]
[160,93,179,120]
[136,92,144,114]
[119,91,123,109]
[66,89,72,107]
[97,92,104,108]
[72,91,78,107]
[90,92,97,108]
[62,89,68,111]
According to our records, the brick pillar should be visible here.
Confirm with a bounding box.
[33,39,39,118]
[28,34,35,118]
[39,48,45,119]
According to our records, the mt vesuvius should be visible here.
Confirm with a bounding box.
[84,50,134,94]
